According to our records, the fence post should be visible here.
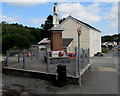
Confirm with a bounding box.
[75,47,78,77]
[30,47,34,59]
[88,48,90,63]
[36,45,39,60]
[77,33,82,86]
[45,45,48,55]
[18,50,20,63]
[6,51,9,66]
[23,51,26,69]
[47,52,50,73]
[82,49,85,68]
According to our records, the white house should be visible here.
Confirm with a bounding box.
[60,15,101,57]
[38,38,50,49]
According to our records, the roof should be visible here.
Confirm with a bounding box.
[39,43,48,45]
[38,38,73,47]
[60,15,101,32]
[38,38,50,45]
[62,38,73,47]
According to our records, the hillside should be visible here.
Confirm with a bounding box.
[102,34,120,44]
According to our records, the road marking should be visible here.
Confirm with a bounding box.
[98,67,116,72]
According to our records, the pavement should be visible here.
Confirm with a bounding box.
[2,49,119,95]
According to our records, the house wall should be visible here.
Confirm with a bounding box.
[89,29,101,57]
[61,18,90,53]
[60,18,101,57]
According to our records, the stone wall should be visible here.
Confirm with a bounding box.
[3,67,79,85]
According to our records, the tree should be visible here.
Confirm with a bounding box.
[2,34,13,53]
[12,34,30,48]
[40,15,66,38]
[102,33,120,44]
[1,21,7,24]
[1,22,37,53]
[59,18,66,24]
[2,34,30,53]
[29,27,42,43]
[1,15,67,54]
[41,15,53,38]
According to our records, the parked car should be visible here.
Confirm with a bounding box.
[26,52,31,57]
[0,56,6,63]
[40,48,45,51]
[94,52,103,57]
[117,46,120,51]
[0,56,7,67]
[65,53,76,58]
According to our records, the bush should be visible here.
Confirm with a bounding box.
[101,45,107,48]
[102,48,109,53]
[108,45,113,50]
[9,46,20,50]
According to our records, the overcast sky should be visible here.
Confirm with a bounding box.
[1,1,119,36]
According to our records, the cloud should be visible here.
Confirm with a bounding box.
[26,18,45,26]
[104,3,118,28]
[2,0,50,2]
[1,15,17,23]
[104,3,118,20]
[3,0,50,7]
[110,22,118,28]
[100,3,118,35]
[2,0,119,2]
[7,2,46,7]
[1,14,45,27]
[58,3,102,23]
[58,2,118,35]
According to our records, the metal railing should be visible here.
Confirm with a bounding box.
[4,47,90,78]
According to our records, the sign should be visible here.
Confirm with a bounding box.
[77,26,82,35]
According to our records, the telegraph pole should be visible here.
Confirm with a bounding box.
[77,26,82,86]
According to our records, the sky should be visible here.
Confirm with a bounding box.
[1,1,119,36]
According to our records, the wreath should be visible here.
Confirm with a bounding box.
[58,51,64,57]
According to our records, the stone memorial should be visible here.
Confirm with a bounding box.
[50,3,64,57]
[48,3,70,63]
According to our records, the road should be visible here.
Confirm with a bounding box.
[79,49,118,94]
[2,49,119,95]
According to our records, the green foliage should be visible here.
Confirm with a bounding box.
[59,18,66,24]
[102,48,109,53]
[1,15,56,54]
[41,15,53,38]
[40,15,66,38]
[2,34,30,53]
[108,45,113,50]
[1,15,71,54]
[102,34,120,44]
[9,46,20,50]
[1,22,42,53]
[101,45,107,48]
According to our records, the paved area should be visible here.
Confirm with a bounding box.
[2,50,119,95]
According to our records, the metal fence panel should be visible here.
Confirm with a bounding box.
[4,47,90,77]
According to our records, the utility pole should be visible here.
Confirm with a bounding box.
[77,26,82,86]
